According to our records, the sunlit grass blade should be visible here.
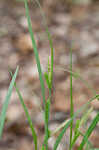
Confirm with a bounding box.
[0,66,19,138]
[78,112,99,150]
[71,107,93,148]
[44,72,51,89]
[53,94,99,150]
[69,47,74,150]
[24,0,45,107]
[9,71,38,150]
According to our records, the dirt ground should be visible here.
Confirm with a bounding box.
[0,0,99,149]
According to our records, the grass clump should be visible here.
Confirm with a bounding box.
[0,0,99,150]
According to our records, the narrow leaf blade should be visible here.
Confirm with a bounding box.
[0,66,19,138]
[9,71,38,150]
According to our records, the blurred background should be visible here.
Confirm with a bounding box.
[0,0,99,149]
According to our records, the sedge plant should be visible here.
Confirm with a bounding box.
[0,0,99,150]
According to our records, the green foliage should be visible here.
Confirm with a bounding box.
[53,95,98,150]
[24,1,53,149]
[0,1,99,150]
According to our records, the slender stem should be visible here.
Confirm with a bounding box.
[69,47,74,150]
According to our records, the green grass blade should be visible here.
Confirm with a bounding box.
[9,71,38,150]
[71,120,80,148]
[15,85,37,149]
[46,30,54,86]
[69,47,74,150]
[34,0,54,87]
[43,98,51,149]
[53,119,72,150]
[24,0,45,107]
[0,66,19,138]
[71,107,93,148]
[72,132,80,148]
[53,94,98,150]
[44,72,51,89]
[80,133,93,150]
[40,145,46,150]
[79,107,93,127]
[78,112,99,150]
[74,119,80,135]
